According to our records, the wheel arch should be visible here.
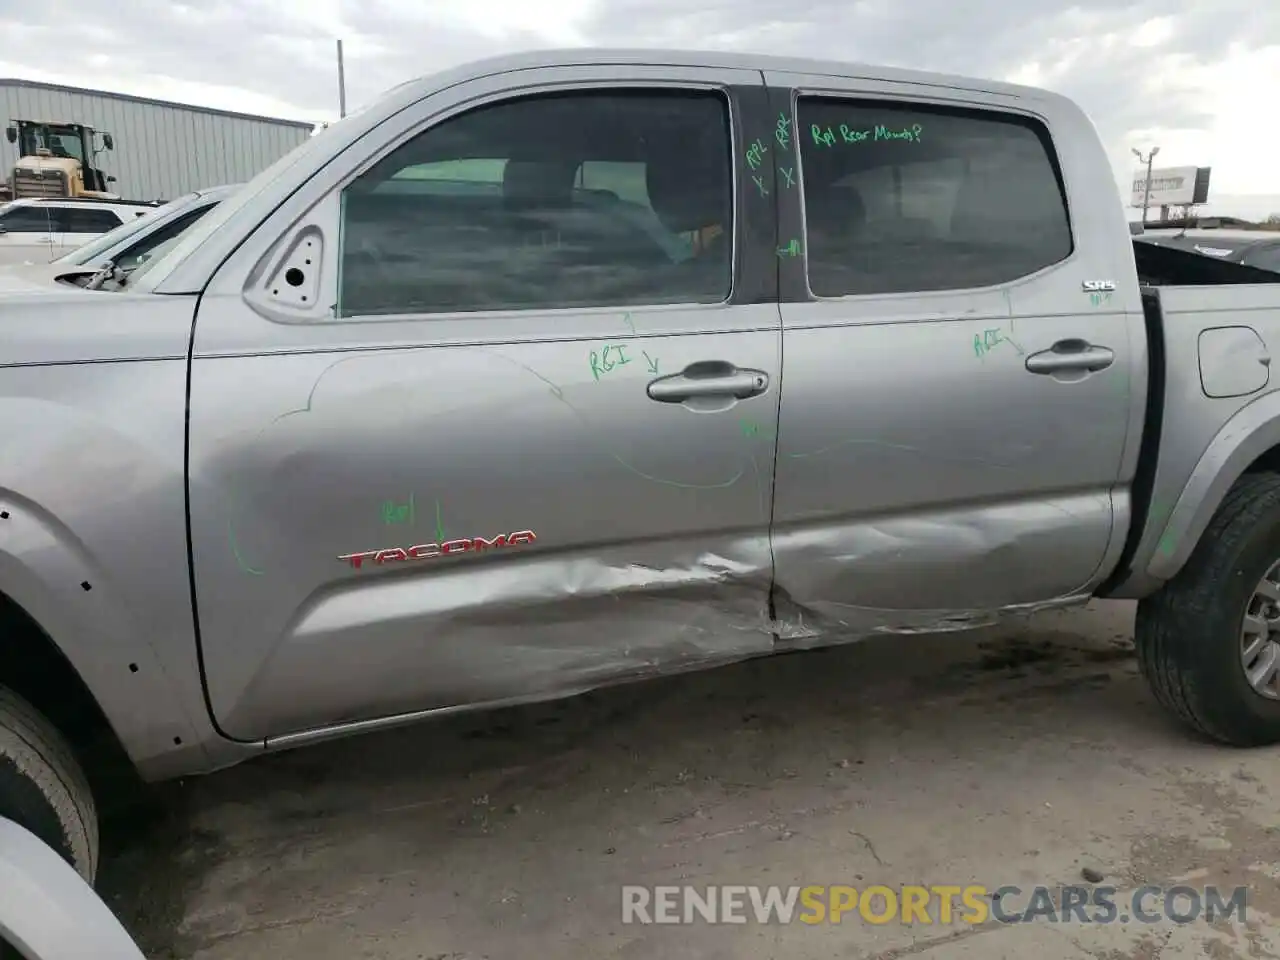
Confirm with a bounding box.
[0,589,128,789]
[0,499,213,783]
[1149,392,1280,581]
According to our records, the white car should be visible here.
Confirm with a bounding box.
[51,184,241,277]
[0,818,144,959]
[0,197,161,266]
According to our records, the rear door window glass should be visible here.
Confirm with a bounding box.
[796,97,1073,297]
[62,208,125,233]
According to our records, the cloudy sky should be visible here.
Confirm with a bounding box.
[1,0,1277,217]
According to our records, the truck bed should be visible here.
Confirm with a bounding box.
[1103,246,1280,598]
[1134,238,1280,287]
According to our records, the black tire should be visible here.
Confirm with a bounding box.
[0,687,98,882]
[1136,471,1280,746]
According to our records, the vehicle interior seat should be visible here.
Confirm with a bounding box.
[640,137,732,303]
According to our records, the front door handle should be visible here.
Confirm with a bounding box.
[1025,339,1115,375]
[647,361,769,403]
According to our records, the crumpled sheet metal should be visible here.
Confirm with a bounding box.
[249,503,1100,742]
[240,537,778,740]
[765,495,1108,646]
[767,591,1087,648]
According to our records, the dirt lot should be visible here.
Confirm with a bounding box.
[97,600,1280,960]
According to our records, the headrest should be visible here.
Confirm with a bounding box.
[503,160,578,210]
[807,185,866,238]
[877,216,937,242]
[948,176,998,241]
[949,161,1067,242]
[645,140,730,235]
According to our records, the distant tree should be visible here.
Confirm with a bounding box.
[1266,212,1280,225]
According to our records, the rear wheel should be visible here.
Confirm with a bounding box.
[0,687,98,882]
[1136,472,1280,745]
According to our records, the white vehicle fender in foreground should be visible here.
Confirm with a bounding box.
[0,818,144,960]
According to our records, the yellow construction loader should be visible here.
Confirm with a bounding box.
[2,120,118,201]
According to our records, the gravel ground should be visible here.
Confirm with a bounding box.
[97,600,1280,960]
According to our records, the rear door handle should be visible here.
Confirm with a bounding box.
[1025,339,1115,375]
[647,361,769,403]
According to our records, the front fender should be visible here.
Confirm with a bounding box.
[0,493,208,776]
[0,362,218,781]
[1148,389,1280,581]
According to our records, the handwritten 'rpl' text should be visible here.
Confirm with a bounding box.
[775,112,792,150]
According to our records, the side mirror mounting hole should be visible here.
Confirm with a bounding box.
[251,223,325,314]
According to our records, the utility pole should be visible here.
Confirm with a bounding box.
[1132,146,1160,225]
[336,38,348,119]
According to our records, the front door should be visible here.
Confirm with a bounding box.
[187,67,783,741]
[764,73,1138,637]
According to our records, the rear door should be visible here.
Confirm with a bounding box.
[186,66,783,741]
[764,72,1138,636]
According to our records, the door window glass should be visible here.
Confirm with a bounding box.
[337,88,733,317]
[0,206,58,233]
[62,208,125,233]
[796,97,1073,297]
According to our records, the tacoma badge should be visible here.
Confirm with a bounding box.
[339,530,537,569]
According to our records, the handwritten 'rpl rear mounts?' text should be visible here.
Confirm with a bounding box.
[810,123,923,147]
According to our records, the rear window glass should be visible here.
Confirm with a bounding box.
[796,97,1073,297]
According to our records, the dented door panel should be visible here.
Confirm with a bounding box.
[186,66,782,741]
[188,326,780,740]
[765,73,1141,641]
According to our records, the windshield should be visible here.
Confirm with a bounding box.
[20,124,85,163]
[118,205,224,272]
[54,193,201,265]
[123,224,201,275]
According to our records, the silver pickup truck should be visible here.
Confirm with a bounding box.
[3,48,1280,884]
